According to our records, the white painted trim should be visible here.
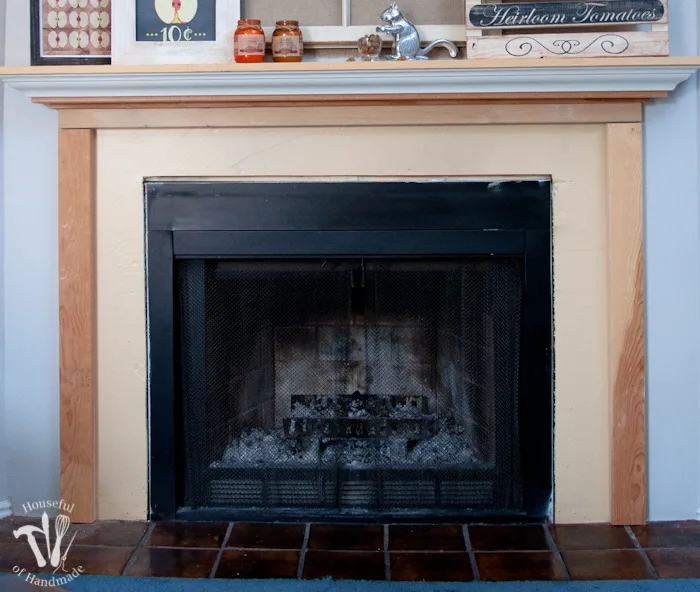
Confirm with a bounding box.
[0,499,11,519]
[1,64,698,98]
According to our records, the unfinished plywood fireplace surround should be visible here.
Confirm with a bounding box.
[3,57,700,527]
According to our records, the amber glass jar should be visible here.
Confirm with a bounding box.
[272,20,303,62]
[234,19,265,63]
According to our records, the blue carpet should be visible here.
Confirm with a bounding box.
[3,575,700,592]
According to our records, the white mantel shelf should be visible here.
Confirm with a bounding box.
[1,58,699,102]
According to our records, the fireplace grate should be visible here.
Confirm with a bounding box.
[207,472,494,508]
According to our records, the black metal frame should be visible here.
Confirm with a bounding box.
[146,181,553,522]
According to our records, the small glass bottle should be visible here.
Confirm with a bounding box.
[234,19,265,63]
[272,20,303,62]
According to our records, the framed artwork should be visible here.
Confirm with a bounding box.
[31,0,112,66]
[111,1,240,65]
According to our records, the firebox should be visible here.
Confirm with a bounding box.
[146,181,552,521]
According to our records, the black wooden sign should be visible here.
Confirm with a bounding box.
[136,0,217,43]
[467,1,666,29]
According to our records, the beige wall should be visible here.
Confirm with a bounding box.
[97,124,609,523]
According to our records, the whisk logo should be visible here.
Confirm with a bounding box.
[11,500,85,588]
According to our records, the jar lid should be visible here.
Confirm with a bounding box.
[275,20,299,26]
[238,19,262,26]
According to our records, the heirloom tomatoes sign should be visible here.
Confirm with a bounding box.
[136,0,217,42]
[466,0,667,29]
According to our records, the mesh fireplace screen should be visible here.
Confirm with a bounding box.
[176,257,524,514]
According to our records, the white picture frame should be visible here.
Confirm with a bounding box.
[112,0,240,65]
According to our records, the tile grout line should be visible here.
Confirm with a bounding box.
[222,546,393,553]
[69,543,573,554]
[543,524,571,581]
[384,524,391,581]
[209,522,235,579]
[462,525,480,581]
[626,525,659,579]
[296,523,311,579]
[120,522,156,577]
[644,545,700,551]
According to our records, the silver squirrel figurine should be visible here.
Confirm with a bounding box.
[376,2,459,60]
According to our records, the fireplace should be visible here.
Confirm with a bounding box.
[3,57,683,525]
[147,180,552,521]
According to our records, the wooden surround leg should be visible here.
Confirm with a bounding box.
[607,123,646,525]
[59,129,97,523]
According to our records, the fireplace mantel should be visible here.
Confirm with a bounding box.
[4,56,699,527]
[1,57,700,106]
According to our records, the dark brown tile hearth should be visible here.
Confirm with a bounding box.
[0,517,43,545]
[302,550,385,580]
[216,550,300,579]
[476,551,566,581]
[148,521,228,548]
[631,521,700,548]
[126,547,218,578]
[0,541,131,578]
[549,523,635,550]
[2,516,699,582]
[72,521,148,547]
[0,542,45,573]
[60,545,134,576]
[308,524,383,551]
[562,550,654,580]
[647,548,700,579]
[469,525,549,552]
[227,523,306,550]
[389,524,465,551]
[390,552,474,582]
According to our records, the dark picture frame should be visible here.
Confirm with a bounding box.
[30,0,112,66]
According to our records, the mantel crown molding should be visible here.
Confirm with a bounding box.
[1,58,699,102]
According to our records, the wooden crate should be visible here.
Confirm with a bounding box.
[466,0,669,59]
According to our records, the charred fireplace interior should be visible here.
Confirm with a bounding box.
[147,181,552,521]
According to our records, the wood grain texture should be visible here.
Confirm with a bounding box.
[59,129,97,524]
[467,31,669,59]
[607,123,646,525]
[57,102,642,129]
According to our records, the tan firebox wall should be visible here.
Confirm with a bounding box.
[96,124,609,523]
